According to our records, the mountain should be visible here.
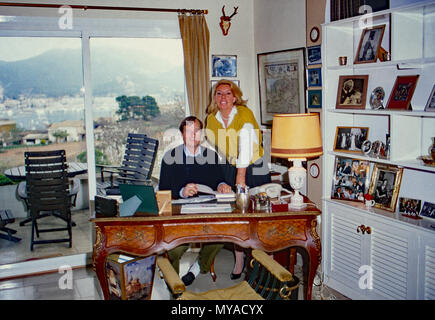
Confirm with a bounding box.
[0,47,184,99]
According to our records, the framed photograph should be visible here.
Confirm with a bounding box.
[399,197,422,217]
[211,55,237,77]
[368,163,403,212]
[308,90,322,109]
[424,84,435,112]
[211,79,239,89]
[307,67,322,87]
[257,48,306,126]
[386,75,419,110]
[333,126,369,154]
[331,156,370,202]
[355,24,386,64]
[420,201,435,220]
[307,45,321,65]
[336,75,369,109]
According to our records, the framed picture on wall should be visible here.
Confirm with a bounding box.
[210,79,239,89]
[307,45,321,65]
[211,55,237,77]
[257,48,306,126]
[336,75,369,109]
[386,75,419,110]
[368,163,403,212]
[307,89,322,108]
[307,67,322,87]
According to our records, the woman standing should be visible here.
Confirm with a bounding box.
[205,79,271,279]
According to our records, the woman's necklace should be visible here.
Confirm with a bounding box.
[221,113,230,121]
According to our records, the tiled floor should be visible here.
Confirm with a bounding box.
[0,246,349,300]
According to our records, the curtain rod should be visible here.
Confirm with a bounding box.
[0,2,208,14]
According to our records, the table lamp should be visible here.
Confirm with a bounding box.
[271,113,323,209]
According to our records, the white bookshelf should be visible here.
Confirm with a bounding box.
[321,1,435,300]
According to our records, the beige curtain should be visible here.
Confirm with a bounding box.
[178,13,210,122]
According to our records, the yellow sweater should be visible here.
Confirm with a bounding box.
[206,105,263,166]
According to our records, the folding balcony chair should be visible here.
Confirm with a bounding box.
[157,249,300,300]
[24,150,73,251]
[97,133,159,196]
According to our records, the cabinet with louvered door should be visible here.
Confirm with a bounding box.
[418,234,435,300]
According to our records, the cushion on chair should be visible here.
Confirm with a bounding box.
[179,281,264,300]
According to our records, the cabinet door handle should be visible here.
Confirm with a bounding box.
[357,225,365,234]
[365,226,372,234]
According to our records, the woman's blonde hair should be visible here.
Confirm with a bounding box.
[206,79,248,114]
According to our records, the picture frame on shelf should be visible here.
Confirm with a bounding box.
[354,24,386,64]
[420,201,435,220]
[336,75,369,109]
[368,163,403,212]
[211,55,237,77]
[424,84,435,112]
[257,48,305,126]
[399,197,422,219]
[307,89,322,109]
[307,67,322,87]
[211,79,239,89]
[331,156,370,202]
[386,75,419,110]
[307,45,321,65]
[333,126,369,154]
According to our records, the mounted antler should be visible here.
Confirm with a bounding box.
[219,5,239,36]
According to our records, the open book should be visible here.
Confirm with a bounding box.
[196,184,236,202]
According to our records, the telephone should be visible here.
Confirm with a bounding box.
[249,183,291,199]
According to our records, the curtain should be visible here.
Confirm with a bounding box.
[178,13,210,122]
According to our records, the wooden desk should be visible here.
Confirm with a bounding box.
[91,202,321,300]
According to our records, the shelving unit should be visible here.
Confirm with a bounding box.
[321,1,435,300]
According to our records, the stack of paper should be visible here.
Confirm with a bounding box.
[197,184,236,202]
[180,203,232,214]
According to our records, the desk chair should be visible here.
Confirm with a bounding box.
[24,150,74,251]
[97,133,159,196]
[157,249,300,300]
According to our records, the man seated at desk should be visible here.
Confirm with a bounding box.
[158,116,232,286]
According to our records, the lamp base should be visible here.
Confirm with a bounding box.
[288,159,307,210]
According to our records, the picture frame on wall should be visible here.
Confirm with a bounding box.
[211,55,237,77]
[307,45,321,65]
[355,24,386,64]
[307,90,322,108]
[386,75,419,110]
[331,156,370,202]
[424,84,435,112]
[368,163,403,212]
[333,126,369,154]
[307,67,322,87]
[336,75,369,109]
[257,48,306,126]
[210,79,240,89]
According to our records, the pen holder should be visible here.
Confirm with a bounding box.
[236,191,250,213]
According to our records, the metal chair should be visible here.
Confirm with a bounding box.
[97,133,159,196]
[157,249,300,300]
[24,149,73,251]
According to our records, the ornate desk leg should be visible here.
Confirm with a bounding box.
[93,225,110,300]
[306,219,322,300]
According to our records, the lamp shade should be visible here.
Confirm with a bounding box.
[271,113,323,159]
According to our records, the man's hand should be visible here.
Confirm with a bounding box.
[182,183,198,197]
[217,183,232,194]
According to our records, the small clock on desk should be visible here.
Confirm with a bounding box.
[309,26,320,43]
